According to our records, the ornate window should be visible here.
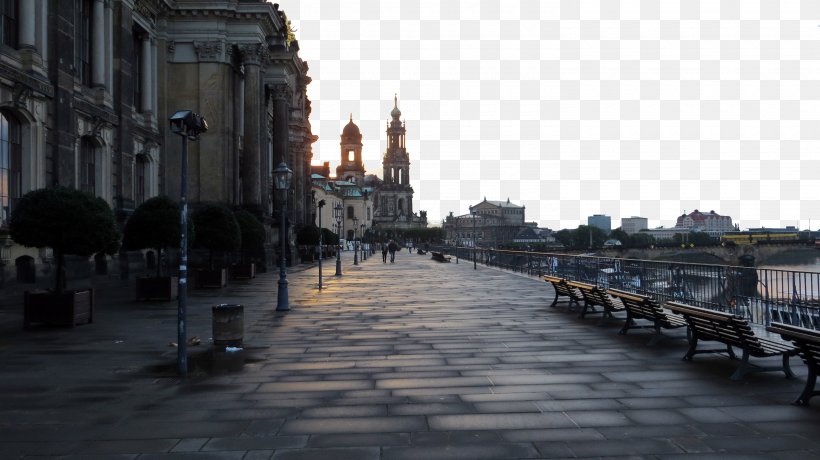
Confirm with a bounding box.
[0,111,21,225]
[75,0,92,86]
[79,137,96,195]
[0,0,18,49]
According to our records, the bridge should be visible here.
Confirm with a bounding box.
[595,242,817,266]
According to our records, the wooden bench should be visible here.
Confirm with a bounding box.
[430,251,451,263]
[543,275,582,310]
[666,301,798,381]
[766,322,820,406]
[608,289,688,345]
[567,280,625,323]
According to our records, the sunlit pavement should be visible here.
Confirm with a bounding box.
[1,251,819,459]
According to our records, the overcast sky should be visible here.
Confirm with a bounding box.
[279,0,820,231]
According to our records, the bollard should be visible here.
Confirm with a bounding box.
[212,304,244,348]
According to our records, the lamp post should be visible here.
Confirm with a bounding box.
[273,162,293,312]
[352,216,359,265]
[317,199,325,289]
[169,110,208,377]
[360,223,366,260]
[471,207,477,270]
[334,202,343,276]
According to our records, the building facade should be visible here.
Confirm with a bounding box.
[588,214,612,233]
[621,216,649,235]
[0,0,314,284]
[442,198,528,247]
[675,210,734,237]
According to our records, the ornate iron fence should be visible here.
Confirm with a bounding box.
[435,246,820,330]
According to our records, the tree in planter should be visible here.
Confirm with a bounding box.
[10,187,121,293]
[233,210,265,276]
[191,204,241,269]
[122,196,184,277]
[296,225,321,262]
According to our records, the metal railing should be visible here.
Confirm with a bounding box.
[436,246,820,330]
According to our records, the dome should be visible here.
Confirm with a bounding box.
[341,114,361,140]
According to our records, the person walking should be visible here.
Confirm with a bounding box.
[381,243,388,263]
[388,239,398,263]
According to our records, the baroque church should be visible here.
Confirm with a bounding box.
[312,96,427,242]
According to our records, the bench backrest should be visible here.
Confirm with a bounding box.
[667,301,765,353]
[608,288,661,318]
[767,322,820,362]
[569,281,621,309]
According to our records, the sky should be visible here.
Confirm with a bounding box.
[277,0,820,231]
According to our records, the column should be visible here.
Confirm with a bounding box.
[151,37,157,114]
[241,45,262,207]
[105,0,113,89]
[18,0,35,49]
[140,35,152,113]
[92,0,105,87]
[271,83,291,170]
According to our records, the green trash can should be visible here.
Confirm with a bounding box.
[212,304,243,347]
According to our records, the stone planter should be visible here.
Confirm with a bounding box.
[136,276,178,301]
[24,289,94,329]
[197,268,228,288]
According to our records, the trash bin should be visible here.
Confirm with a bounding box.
[212,304,243,347]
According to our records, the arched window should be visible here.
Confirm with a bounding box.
[0,0,18,49]
[135,155,147,206]
[0,110,21,224]
[397,198,404,213]
[347,205,354,219]
[79,137,96,195]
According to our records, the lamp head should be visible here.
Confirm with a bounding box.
[169,110,208,140]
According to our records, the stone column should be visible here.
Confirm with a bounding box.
[270,83,291,170]
[140,35,152,113]
[240,45,262,207]
[92,0,105,88]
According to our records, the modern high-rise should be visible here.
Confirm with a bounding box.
[621,217,649,235]
[588,214,612,233]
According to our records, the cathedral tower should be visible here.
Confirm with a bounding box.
[336,114,365,184]
[375,95,416,222]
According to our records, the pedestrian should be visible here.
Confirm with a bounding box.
[381,243,388,263]
[388,239,398,263]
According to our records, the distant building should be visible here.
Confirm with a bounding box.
[639,227,689,241]
[442,198,527,247]
[675,210,734,237]
[588,214,611,233]
[621,217,649,235]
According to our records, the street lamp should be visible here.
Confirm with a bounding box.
[317,199,325,289]
[169,109,208,378]
[273,161,293,311]
[334,202,343,276]
[352,216,359,265]
[471,207,477,270]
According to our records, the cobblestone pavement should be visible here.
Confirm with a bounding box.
[1,251,819,459]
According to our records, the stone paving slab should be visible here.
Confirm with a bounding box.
[1,251,820,458]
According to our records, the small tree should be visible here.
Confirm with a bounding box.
[321,228,339,246]
[10,187,121,292]
[192,204,241,269]
[296,225,321,246]
[233,210,266,264]
[121,196,183,278]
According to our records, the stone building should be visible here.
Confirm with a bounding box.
[675,209,734,237]
[442,198,528,247]
[0,0,314,285]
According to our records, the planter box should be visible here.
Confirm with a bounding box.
[24,289,94,329]
[231,263,256,280]
[136,276,178,301]
[197,268,228,288]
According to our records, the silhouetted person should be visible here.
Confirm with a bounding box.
[388,240,398,263]
[382,244,388,263]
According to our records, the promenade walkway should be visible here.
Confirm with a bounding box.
[1,251,819,459]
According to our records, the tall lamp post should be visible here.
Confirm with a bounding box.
[334,202,343,276]
[471,207,477,270]
[352,216,359,265]
[273,162,293,311]
[317,199,325,289]
[169,110,208,377]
